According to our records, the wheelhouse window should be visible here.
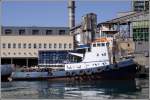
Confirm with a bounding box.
[101,43,105,46]
[93,44,96,47]
[106,42,109,46]
[5,29,12,35]
[97,43,101,47]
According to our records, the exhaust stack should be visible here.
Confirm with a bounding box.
[68,0,75,29]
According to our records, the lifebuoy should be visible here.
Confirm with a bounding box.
[97,68,102,73]
[48,72,53,76]
[79,70,84,75]
[105,66,110,71]
[86,69,91,75]
[71,72,76,76]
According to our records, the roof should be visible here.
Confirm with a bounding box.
[98,11,149,26]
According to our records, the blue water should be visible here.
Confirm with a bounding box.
[1,78,149,99]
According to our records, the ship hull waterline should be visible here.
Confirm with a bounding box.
[12,63,137,81]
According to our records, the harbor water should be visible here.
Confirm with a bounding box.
[1,78,149,99]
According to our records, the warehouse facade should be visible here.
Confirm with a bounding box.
[1,26,74,67]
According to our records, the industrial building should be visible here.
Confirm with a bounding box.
[1,0,77,67]
[132,0,149,12]
[70,1,149,66]
[1,0,149,67]
[1,26,74,67]
[70,13,98,45]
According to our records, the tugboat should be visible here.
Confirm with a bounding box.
[11,37,137,80]
[1,64,14,81]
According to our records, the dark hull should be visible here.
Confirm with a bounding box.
[12,63,137,81]
[48,64,136,81]
[1,64,14,81]
[1,74,12,81]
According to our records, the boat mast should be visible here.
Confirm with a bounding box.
[112,36,117,64]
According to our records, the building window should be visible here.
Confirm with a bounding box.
[39,43,42,48]
[46,30,52,35]
[5,29,12,35]
[64,43,67,49]
[59,30,65,35]
[18,43,21,48]
[13,43,16,48]
[54,43,57,48]
[97,43,101,47]
[127,43,130,47]
[34,43,37,49]
[49,43,52,48]
[59,43,62,48]
[93,44,96,47]
[28,43,31,48]
[2,43,5,48]
[69,43,72,48]
[8,43,11,48]
[44,43,47,48]
[133,27,149,41]
[19,29,25,35]
[23,43,26,48]
[32,30,39,35]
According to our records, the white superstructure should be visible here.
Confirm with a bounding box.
[65,38,111,71]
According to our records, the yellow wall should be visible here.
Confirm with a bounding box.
[1,36,74,58]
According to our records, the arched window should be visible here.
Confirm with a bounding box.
[59,43,62,48]
[69,43,72,48]
[2,43,6,48]
[8,43,11,48]
[28,43,31,49]
[34,43,37,49]
[64,43,67,49]
[54,43,57,48]
[44,43,47,48]
[13,43,16,48]
[39,43,42,48]
[18,43,21,48]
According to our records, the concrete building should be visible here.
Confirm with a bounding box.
[70,13,98,46]
[132,0,149,12]
[97,11,149,66]
[1,26,74,67]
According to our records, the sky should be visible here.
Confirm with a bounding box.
[2,0,131,27]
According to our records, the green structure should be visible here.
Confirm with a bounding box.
[132,20,149,41]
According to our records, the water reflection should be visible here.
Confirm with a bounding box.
[1,79,148,99]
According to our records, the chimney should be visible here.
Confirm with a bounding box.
[68,0,75,29]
